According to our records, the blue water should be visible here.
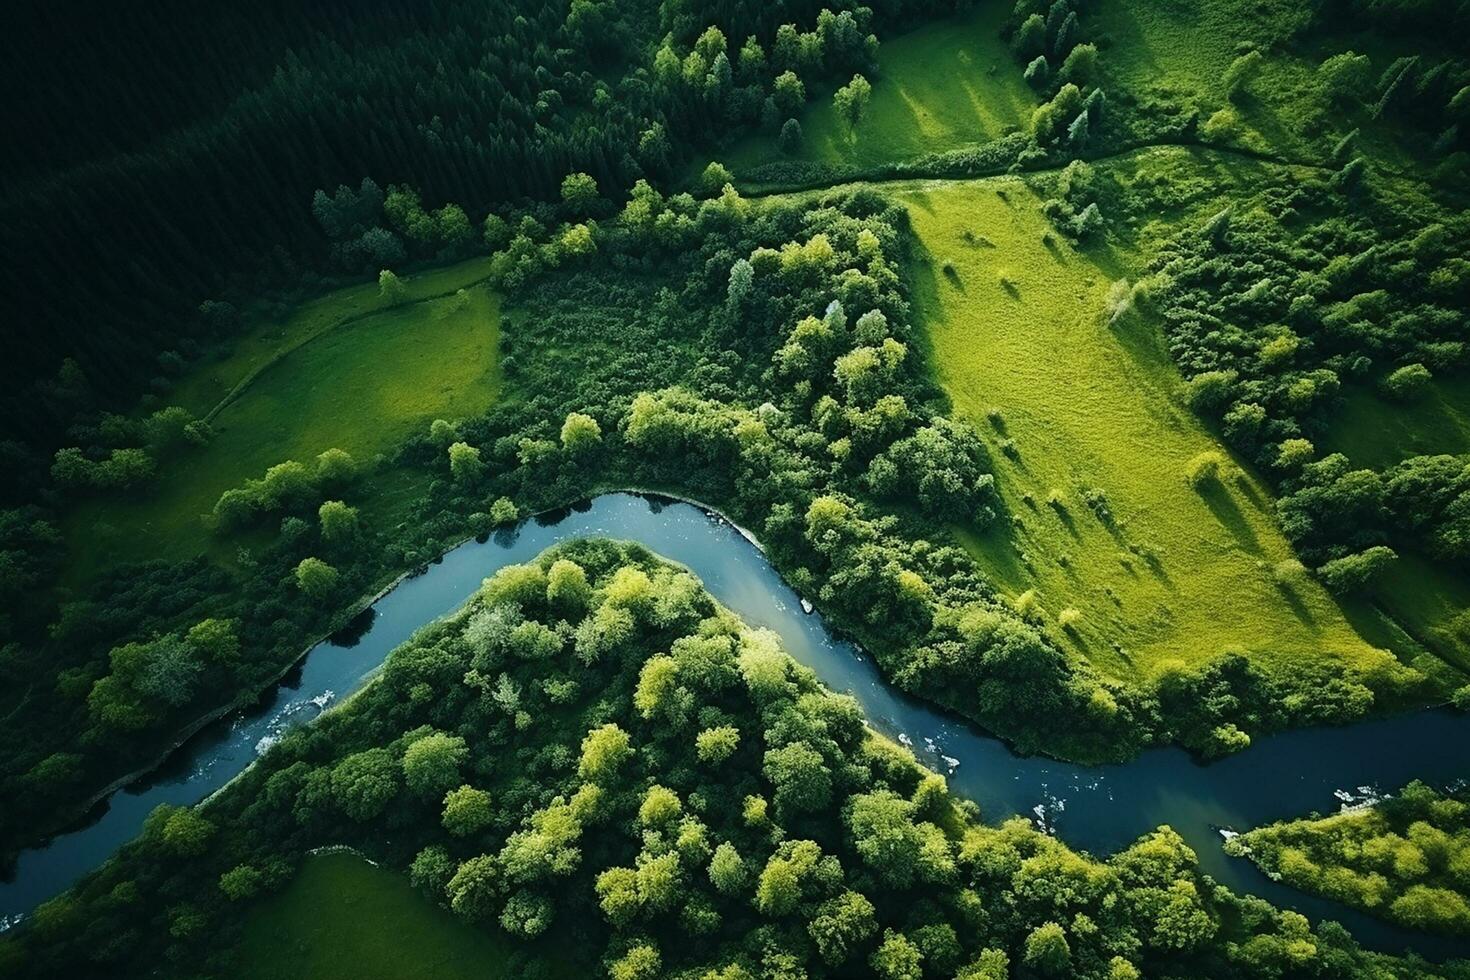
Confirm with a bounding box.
[4,493,1468,958]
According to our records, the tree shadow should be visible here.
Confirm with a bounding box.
[1234,473,1268,512]
[1275,582,1317,626]
[1050,502,1081,539]
[1200,481,1261,554]
[1001,278,1021,300]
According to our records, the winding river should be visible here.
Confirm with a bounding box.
[4,493,1469,958]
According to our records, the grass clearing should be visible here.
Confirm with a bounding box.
[171,258,492,419]
[718,4,1035,176]
[67,274,501,579]
[230,852,578,980]
[902,175,1395,684]
[1322,382,1470,471]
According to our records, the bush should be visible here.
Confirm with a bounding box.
[1317,546,1398,594]
[1186,451,1227,488]
[1382,363,1432,401]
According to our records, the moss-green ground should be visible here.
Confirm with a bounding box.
[716,4,1036,176]
[901,171,1398,684]
[66,265,501,580]
[231,853,577,980]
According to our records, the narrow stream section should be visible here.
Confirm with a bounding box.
[4,494,1469,957]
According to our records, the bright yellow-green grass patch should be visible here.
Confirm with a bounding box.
[719,4,1035,177]
[230,852,579,980]
[169,258,492,420]
[902,177,1395,684]
[67,276,501,579]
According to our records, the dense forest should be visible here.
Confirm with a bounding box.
[3,543,1460,978]
[1229,782,1470,937]
[3,0,1470,973]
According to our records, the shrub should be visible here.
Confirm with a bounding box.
[1186,451,1227,488]
[378,268,406,305]
[1382,363,1432,401]
[1317,546,1398,594]
[490,497,519,525]
[1272,559,1308,588]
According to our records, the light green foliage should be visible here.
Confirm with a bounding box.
[294,557,340,599]
[402,731,468,799]
[330,747,400,822]
[808,890,877,966]
[158,807,215,857]
[317,500,359,544]
[1023,921,1071,974]
[445,854,500,922]
[578,723,633,781]
[13,547,1454,978]
[638,784,683,826]
[708,841,748,895]
[490,497,519,525]
[1058,43,1097,87]
[560,412,602,452]
[833,74,873,132]
[1318,546,1398,594]
[609,944,661,980]
[845,790,953,887]
[763,740,833,815]
[1233,782,1470,935]
[547,558,592,618]
[448,442,485,483]
[1383,363,1433,402]
[219,864,265,901]
[378,269,407,305]
[695,725,740,764]
[870,929,923,980]
[1186,451,1227,488]
[441,785,493,837]
[700,162,734,196]
[560,172,599,215]
[755,839,839,916]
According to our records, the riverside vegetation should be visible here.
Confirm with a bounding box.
[1228,783,1470,938]
[3,543,1460,979]
[1,0,1468,974]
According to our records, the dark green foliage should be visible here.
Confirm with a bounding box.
[0,0,913,447]
[1149,167,1470,583]
[4,545,1450,978]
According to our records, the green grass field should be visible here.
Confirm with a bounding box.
[231,853,576,980]
[66,269,502,579]
[717,4,1035,176]
[170,259,493,419]
[902,174,1398,684]
[1322,382,1470,471]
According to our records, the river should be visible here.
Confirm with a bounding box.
[3,493,1468,958]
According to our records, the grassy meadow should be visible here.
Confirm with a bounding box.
[231,853,575,980]
[66,267,502,580]
[718,4,1036,177]
[901,173,1397,684]
[1323,383,1470,471]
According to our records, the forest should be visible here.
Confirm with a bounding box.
[1229,782,1470,937]
[1,0,1468,975]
